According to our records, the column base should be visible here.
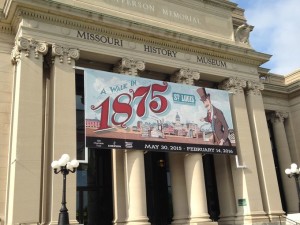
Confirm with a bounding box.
[217,216,237,225]
[113,220,127,225]
[234,213,269,225]
[48,219,79,225]
[234,222,283,225]
[171,218,189,225]
[188,221,217,225]
[126,222,150,225]
[126,216,150,225]
[266,210,285,222]
[214,213,285,225]
[188,215,214,225]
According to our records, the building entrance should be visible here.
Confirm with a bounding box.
[144,152,173,225]
[76,149,113,225]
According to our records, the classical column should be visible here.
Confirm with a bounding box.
[172,68,214,224]
[184,154,212,224]
[170,68,206,224]
[113,58,149,225]
[7,37,48,224]
[48,44,80,225]
[270,111,298,213]
[112,57,145,225]
[169,153,189,224]
[112,149,127,225]
[110,61,126,225]
[219,77,268,224]
[213,154,236,225]
[245,81,284,220]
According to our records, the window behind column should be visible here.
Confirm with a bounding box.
[75,69,113,225]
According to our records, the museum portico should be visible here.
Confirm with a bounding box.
[1,0,300,225]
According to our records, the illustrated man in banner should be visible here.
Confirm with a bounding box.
[198,87,231,146]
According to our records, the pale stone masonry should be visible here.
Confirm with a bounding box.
[0,1,300,225]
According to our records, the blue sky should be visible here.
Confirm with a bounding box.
[231,0,300,75]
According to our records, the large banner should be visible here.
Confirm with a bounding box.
[85,69,237,155]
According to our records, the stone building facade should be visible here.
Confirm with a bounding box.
[0,0,300,225]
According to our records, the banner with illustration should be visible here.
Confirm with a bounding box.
[85,69,237,155]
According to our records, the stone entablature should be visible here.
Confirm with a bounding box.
[3,1,299,97]
[262,72,300,94]
[3,0,236,43]
[4,13,266,84]
[285,69,300,84]
[0,22,13,35]
[1,3,269,68]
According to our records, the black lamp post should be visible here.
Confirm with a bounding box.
[51,154,79,225]
[285,163,300,212]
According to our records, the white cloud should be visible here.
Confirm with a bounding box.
[232,0,300,75]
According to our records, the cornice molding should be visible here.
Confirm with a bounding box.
[284,69,300,85]
[8,7,270,67]
[166,0,237,12]
[232,7,246,27]
[205,0,237,11]
[0,22,13,35]
[263,73,300,94]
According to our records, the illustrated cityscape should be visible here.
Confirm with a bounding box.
[86,112,236,143]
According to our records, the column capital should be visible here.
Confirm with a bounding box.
[269,111,288,124]
[171,68,200,85]
[246,81,264,96]
[51,44,80,64]
[219,77,246,94]
[11,37,48,64]
[113,57,145,76]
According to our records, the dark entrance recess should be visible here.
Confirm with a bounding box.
[144,152,173,225]
[267,120,287,212]
[76,71,113,224]
[76,149,113,225]
[203,154,220,221]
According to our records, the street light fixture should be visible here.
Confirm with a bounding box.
[51,154,80,225]
[285,163,300,212]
